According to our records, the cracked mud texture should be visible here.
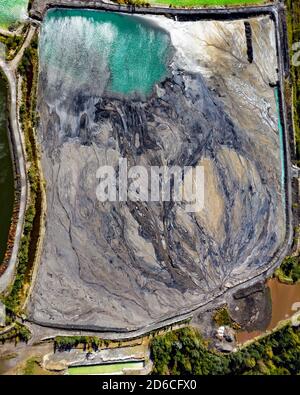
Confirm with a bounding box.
[28,14,287,331]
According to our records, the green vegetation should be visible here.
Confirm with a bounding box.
[213,306,234,327]
[22,356,52,375]
[112,0,264,9]
[22,357,41,375]
[114,0,150,6]
[213,307,231,326]
[0,0,28,30]
[213,306,240,329]
[54,336,110,352]
[275,256,300,284]
[18,36,38,76]
[0,34,22,61]
[68,362,144,375]
[151,327,228,375]
[3,34,40,314]
[0,26,27,61]
[0,323,31,344]
[151,325,300,375]
[148,0,264,7]
[0,68,15,269]
[286,0,300,161]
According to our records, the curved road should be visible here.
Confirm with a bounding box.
[0,26,36,294]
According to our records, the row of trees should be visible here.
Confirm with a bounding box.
[3,34,39,314]
[113,0,151,7]
[275,255,300,284]
[151,325,300,375]
[0,323,31,344]
[54,336,111,352]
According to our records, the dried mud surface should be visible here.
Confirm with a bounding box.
[28,16,287,331]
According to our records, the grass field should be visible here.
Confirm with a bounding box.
[68,361,144,375]
[0,0,28,29]
[150,0,266,7]
[22,357,53,375]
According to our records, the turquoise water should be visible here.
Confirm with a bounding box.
[0,73,14,265]
[41,9,171,97]
[274,87,285,205]
[0,0,28,29]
